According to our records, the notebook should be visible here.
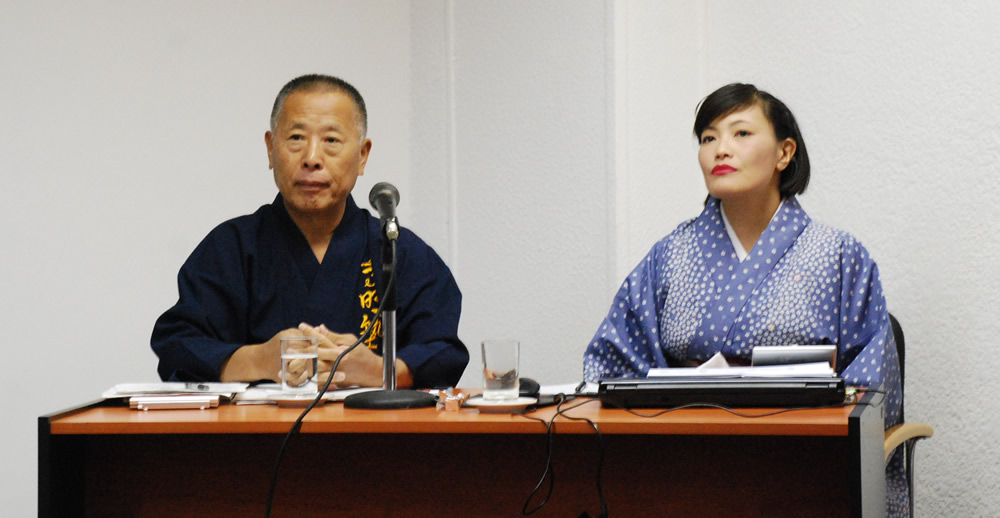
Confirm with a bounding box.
[598,375,846,409]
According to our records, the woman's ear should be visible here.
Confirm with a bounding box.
[776,138,797,172]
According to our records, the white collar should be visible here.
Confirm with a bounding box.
[719,200,784,262]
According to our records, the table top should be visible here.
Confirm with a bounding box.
[46,392,863,437]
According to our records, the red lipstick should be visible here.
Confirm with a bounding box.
[712,164,736,175]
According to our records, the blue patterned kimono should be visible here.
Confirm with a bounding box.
[584,196,907,516]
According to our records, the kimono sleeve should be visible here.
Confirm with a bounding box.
[583,241,669,382]
[150,225,250,381]
[836,237,903,428]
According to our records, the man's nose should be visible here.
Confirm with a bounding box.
[303,138,322,170]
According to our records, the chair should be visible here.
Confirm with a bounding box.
[883,313,934,517]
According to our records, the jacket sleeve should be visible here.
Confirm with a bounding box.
[151,225,249,382]
[393,234,469,388]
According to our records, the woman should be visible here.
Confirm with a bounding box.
[583,83,906,516]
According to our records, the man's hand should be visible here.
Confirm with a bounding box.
[219,328,303,383]
[298,323,413,388]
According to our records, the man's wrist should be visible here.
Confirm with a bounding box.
[394,359,414,389]
[220,343,272,382]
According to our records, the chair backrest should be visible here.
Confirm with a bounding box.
[889,312,905,422]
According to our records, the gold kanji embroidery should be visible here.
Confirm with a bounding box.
[359,289,377,309]
[358,260,382,350]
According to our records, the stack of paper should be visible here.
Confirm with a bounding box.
[647,362,835,378]
[103,382,250,410]
[233,383,378,405]
[646,351,835,378]
[103,382,249,398]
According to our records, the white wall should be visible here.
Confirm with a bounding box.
[0,1,412,514]
[5,1,997,515]
[410,0,613,388]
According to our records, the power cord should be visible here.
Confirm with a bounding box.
[602,387,888,419]
[515,387,888,517]
[517,396,607,517]
[552,399,608,518]
[263,246,397,517]
[517,396,560,515]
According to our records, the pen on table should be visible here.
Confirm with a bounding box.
[574,381,587,394]
[186,382,211,391]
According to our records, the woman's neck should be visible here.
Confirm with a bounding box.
[720,191,782,254]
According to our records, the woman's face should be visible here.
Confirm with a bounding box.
[697,103,795,203]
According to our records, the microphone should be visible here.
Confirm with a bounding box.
[369,182,400,240]
[369,182,399,220]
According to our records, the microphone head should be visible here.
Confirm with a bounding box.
[369,182,400,207]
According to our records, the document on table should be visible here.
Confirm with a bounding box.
[102,382,250,398]
[232,383,380,404]
[101,382,251,410]
[647,359,835,379]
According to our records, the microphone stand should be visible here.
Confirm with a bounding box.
[343,216,437,409]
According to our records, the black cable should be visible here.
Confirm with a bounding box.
[609,400,848,419]
[264,242,397,517]
[516,396,606,517]
[526,390,889,518]
[601,387,889,419]
[518,395,563,515]
[551,398,608,518]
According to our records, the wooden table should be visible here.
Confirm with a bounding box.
[39,392,886,517]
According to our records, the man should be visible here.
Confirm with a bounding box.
[151,74,467,388]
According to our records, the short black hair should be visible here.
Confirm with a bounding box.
[270,74,368,138]
[693,83,810,198]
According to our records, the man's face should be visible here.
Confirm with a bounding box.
[265,89,371,221]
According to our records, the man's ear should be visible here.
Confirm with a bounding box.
[357,138,372,177]
[264,131,274,169]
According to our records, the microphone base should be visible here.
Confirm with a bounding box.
[343,389,437,410]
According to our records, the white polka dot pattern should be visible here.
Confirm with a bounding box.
[584,196,906,516]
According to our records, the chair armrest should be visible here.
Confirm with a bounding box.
[884,422,934,461]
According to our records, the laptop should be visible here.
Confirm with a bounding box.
[597,375,846,409]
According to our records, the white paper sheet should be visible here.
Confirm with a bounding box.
[102,382,249,398]
[647,361,834,379]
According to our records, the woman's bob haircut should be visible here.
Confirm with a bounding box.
[693,83,810,198]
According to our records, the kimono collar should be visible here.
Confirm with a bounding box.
[697,196,811,295]
[270,193,366,286]
[270,193,363,239]
[720,199,786,262]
